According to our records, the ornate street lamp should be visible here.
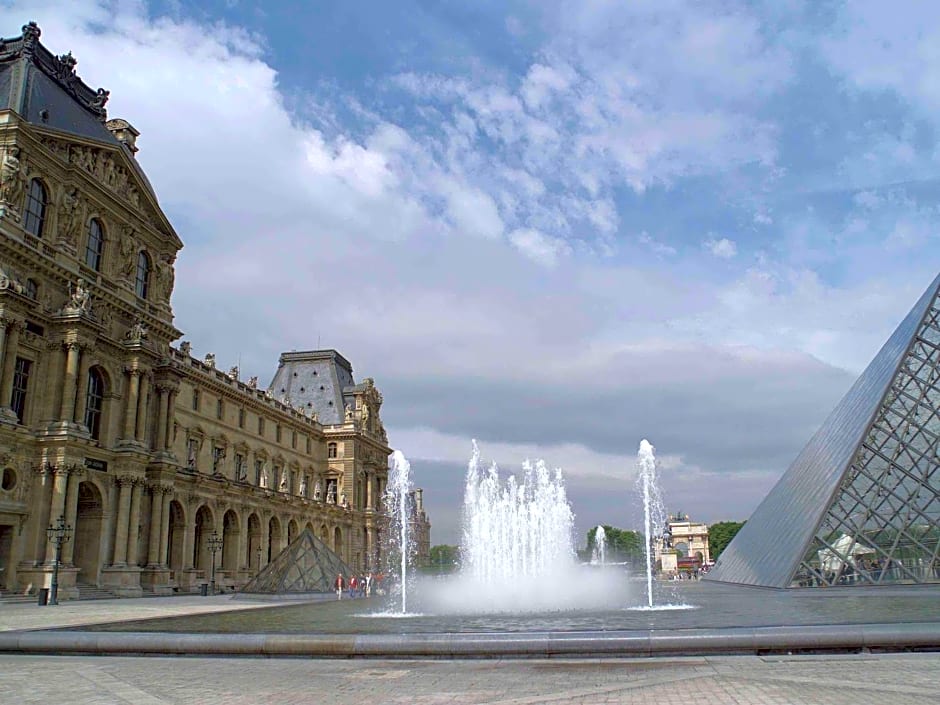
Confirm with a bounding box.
[207,531,223,594]
[46,515,72,606]
[256,545,262,574]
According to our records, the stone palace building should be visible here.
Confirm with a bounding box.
[0,22,430,598]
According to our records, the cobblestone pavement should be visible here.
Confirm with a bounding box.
[0,595,290,632]
[1,653,938,704]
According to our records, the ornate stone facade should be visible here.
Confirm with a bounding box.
[0,22,428,598]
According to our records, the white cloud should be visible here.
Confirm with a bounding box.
[704,237,737,258]
[638,231,677,257]
[508,228,571,266]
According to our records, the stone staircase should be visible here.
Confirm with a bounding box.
[75,582,120,600]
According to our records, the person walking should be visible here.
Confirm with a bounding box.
[335,573,345,600]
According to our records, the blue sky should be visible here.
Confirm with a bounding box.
[10,0,940,544]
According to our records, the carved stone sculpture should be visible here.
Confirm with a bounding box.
[204,352,216,368]
[124,321,148,344]
[299,474,308,496]
[64,277,91,313]
[314,481,322,501]
[179,340,192,356]
[154,254,175,303]
[0,147,26,212]
[118,227,136,279]
[259,464,270,489]
[58,187,82,250]
[227,365,239,380]
[344,404,353,422]
[278,470,288,493]
[0,262,24,294]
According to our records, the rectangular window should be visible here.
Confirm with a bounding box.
[238,408,245,428]
[192,388,200,411]
[235,453,245,481]
[291,430,297,449]
[305,436,311,454]
[10,357,31,424]
[328,442,337,459]
[216,398,224,420]
[254,458,263,486]
[258,417,265,436]
[276,425,282,443]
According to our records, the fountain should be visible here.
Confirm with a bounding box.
[591,525,607,565]
[636,439,665,608]
[384,450,415,614]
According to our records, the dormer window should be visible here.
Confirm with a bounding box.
[135,250,150,299]
[24,179,47,237]
[85,218,104,271]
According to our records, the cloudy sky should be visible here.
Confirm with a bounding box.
[12,0,940,545]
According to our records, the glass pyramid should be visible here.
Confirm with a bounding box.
[706,272,940,588]
[240,528,353,594]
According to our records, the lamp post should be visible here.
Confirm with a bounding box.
[256,545,262,574]
[46,515,72,606]
[207,531,223,594]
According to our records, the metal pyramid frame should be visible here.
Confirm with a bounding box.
[706,272,940,588]
[240,527,352,594]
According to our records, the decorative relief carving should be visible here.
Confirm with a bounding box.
[154,254,175,304]
[0,146,26,218]
[118,225,137,280]
[0,260,25,294]
[124,320,148,344]
[57,186,82,251]
[61,277,92,314]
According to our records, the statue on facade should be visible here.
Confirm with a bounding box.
[118,227,136,279]
[124,320,148,344]
[299,474,308,497]
[278,470,288,493]
[154,254,175,303]
[259,463,270,489]
[327,484,336,504]
[247,376,258,389]
[344,404,353,422]
[0,262,24,294]
[227,365,239,380]
[204,352,216,368]
[314,481,322,501]
[341,492,348,510]
[65,277,91,313]
[58,187,82,250]
[0,146,26,213]
[179,340,192,356]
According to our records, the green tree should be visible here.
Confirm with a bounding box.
[708,521,746,559]
[428,544,460,573]
[586,525,644,564]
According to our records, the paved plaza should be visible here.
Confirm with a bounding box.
[1,652,938,704]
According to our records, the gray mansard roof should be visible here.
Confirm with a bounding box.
[268,350,358,425]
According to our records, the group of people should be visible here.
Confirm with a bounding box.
[333,572,385,599]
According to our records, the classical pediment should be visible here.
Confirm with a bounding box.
[32,128,183,250]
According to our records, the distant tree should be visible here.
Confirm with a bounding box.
[428,544,460,573]
[586,525,644,564]
[708,521,746,559]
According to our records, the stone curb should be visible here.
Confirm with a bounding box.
[0,622,938,658]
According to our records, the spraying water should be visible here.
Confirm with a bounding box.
[461,440,576,583]
[636,439,665,608]
[385,450,414,614]
[592,525,607,565]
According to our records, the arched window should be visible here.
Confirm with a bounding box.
[24,179,47,237]
[85,218,104,271]
[84,367,105,440]
[135,250,150,299]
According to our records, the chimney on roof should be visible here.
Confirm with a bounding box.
[105,118,139,156]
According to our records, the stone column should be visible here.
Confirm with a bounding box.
[45,469,70,563]
[0,321,21,408]
[58,343,81,422]
[135,372,150,443]
[182,508,196,569]
[122,369,140,440]
[73,348,92,425]
[237,514,249,570]
[164,389,177,450]
[0,319,8,385]
[366,472,373,510]
[158,490,172,566]
[155,386,168,452]
[28,468,54,564]
[260,517,270,568]
[111,477,132,566]
[146,486,164,566]
[126,480,143,566]
[61,470,82,565]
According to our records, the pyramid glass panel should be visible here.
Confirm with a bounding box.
[241,527,353,594]
[706,273,940,588]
